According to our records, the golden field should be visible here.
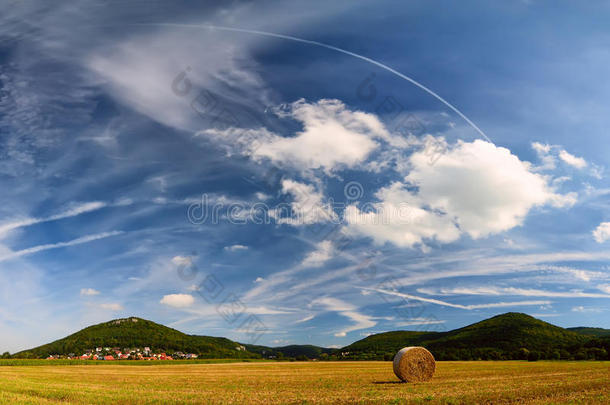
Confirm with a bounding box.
[0,361,608,404]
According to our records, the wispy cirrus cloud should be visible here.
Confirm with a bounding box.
[80,288,100,296]
[364,287,552,310]
[311,297,376,337]
[0,201,108,237]
[0,231,123,263]
[416,286,610,298]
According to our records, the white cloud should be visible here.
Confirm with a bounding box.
[248,99,389,173]
[346,139,575,248]
[532,142,588,170]
[559,150,587,169]
[80,288,100,296]
[571,306,601,313]
[0,201,107,237]
[365,287,551,310]
[395,318,445,327]
[171,256,193,266]
[224,244,249,252]
[302,240,335,267]
[0,231,123,263]
[344,182,460,249]
[417,286,610,298]
[87,28,269,133]
[593,222,610,243]
[254,277,265,283]
[247,306,294,315]
[271,179,338,225]
[532,142,551,154]
[311,297,376,337]
[598,284,610,294]
[160,294,195,308]
[99,303,123,311]
[531,141,556,170]
[294,314,315,324]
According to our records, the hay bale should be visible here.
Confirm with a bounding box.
[393,346,436,382]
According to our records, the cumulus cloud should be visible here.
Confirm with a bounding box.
[160,293,195,308]
[531,142,556,170]
[532,142,587,170]
[271,179,338,225]
[559,150,587,169]
[302,240,335,267]
[344,182,460,249]
[346,139,576,248]
[224,99,390,173]
[80,288,100,296]
[593,222,610,243]
[171,256,193,266]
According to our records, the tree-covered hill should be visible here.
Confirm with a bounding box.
[11,313,610,361]
[339,313,607,361]
[243,344,334,359]
[14,317,259,359]
[567,327,610,337]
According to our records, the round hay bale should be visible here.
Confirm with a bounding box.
[393,346,436,382]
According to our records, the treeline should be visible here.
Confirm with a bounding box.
[325,337,610,361]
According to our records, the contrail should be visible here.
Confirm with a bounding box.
[132,23,492,143]
[362,287,551,310]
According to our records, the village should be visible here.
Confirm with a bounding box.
[46,347,199,361]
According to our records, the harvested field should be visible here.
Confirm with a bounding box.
[0,361,608,404]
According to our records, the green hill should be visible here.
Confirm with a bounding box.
[567,327,610,337]
[243,344,334,359]
[11,313,610,361]
[14,317,259,359]
[340,313,604,361]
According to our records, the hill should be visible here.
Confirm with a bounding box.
[14,317,259,359]
[243,344,334,359]
[340,313,607,361]
[11,313,610,361]
[567,327,610,337]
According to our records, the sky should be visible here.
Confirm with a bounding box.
[1,0,610,353]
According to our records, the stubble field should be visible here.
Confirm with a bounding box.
[0,361,608,404]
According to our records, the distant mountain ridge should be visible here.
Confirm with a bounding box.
[11,313,610,361]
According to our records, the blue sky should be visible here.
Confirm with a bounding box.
[1,1,610,352]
